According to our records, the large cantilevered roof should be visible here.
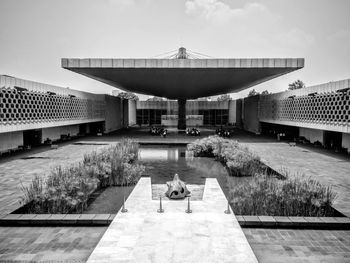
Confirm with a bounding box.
[62,58,304,99]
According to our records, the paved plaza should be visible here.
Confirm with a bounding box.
[0,129,350,262]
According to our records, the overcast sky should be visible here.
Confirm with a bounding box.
[0,0,349,99]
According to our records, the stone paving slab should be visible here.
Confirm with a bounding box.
[0,226,107,262]
[243,228,350,263]
[87,177,258,263]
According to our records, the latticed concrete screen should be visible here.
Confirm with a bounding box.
[259,89,350,128]
[0,87,105,125]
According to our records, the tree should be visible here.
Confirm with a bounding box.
[217,94,231,101]
[288,80,305,90]
[261,90,270,95]
[147,96,164,101]
[117,92,139,100]
[248,89,259,97]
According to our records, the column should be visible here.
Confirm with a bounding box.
[177,99,186,130]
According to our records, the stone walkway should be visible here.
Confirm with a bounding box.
[87,177,258,263]
[0,226,107,262]
[242,141,350,216]
[244,228,350,263]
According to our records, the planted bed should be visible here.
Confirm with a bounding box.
[15,136,342,218]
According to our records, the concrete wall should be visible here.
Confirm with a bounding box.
[0,131,23,152]
[104,95,123,133]
[41,125,79,143]
[243,96,260,134]
[123,99,129,127]
[160,115,203,127]
[299,127,324,143]
[236,99,243,128]
[342,133,350,151]
[128,100,136,126]
[0,75,105,100]
[228,100,236,124]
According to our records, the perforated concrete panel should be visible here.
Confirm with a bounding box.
[0,87,105,129]
[259,82,350,133]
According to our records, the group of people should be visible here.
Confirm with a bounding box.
[149,126,167,137]
[216,127,231,137]
[148,126,232,138]
[186,128,201,136]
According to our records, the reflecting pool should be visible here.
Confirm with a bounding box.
[138,145,231,197]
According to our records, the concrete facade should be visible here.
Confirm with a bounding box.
[242,95,260,134]
[259,78,350,133]
[0,75,132,152]
[136,100,237,126]
[104,95,123,134]
[257,78,350,151]
[0,75,105,134]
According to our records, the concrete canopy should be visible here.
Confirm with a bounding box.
[62,58,304,99]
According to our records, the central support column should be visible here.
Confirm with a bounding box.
[177,98,186,130]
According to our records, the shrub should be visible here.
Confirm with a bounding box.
[228,173,337,216]
[187,136,263,176]
[187,135,223,157]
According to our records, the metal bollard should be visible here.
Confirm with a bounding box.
[121,195,128,213]
[224,201,231,214]
[185,197,192,213]
[157,195,164,213]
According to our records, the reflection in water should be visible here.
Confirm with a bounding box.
[138,146,230,192]
[138,148,179,161]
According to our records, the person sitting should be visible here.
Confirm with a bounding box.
[161,129,167,138]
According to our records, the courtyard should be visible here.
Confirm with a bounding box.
[0,128,349,262]
[1,1,350,261]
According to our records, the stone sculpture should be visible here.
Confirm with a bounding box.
[165,173,191,199]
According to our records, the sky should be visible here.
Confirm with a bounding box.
[0,0,349,100]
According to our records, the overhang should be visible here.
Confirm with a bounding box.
[62,58,304,99]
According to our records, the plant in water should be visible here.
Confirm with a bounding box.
[188,135,263,176]
[228,173,337,217]
[21,138,144,213]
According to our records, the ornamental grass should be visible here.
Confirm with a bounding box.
[228,173,337,217]
[21,139,144,213]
